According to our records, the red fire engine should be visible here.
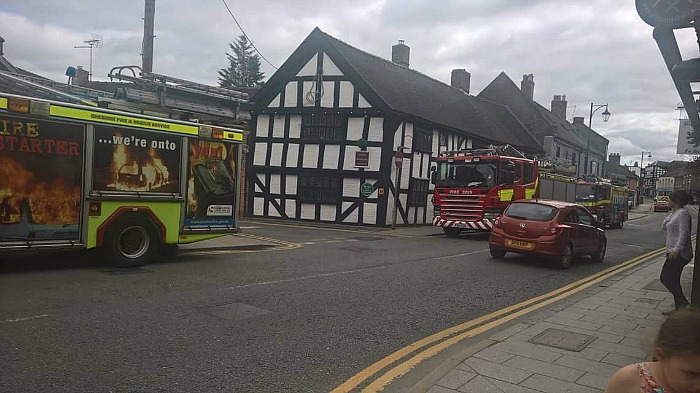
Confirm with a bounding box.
[431,145,539,236]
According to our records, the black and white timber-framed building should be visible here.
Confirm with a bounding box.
[248,27,542,226]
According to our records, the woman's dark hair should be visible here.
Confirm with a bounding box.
[655,309,700,356]
[668,190,693,207]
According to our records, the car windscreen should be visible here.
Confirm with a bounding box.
[505,203,558,222]
[435,161,497,188]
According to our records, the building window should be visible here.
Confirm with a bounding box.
[297,172,341,204]
[301,114,347,143]
[408,178,429,207]
[412,128,432,153]
[556,146,561,158]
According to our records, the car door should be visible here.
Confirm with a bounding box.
[562,208,584,254]
[575,207,599,254]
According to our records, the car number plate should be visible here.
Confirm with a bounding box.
[506,240,534,250]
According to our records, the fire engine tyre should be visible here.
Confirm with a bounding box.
[591,241,606,263]
[104,217,159,268]
[489,247,506,259]
[555,245,572,270]
[444,228,461,238]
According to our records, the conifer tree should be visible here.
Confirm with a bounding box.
[218,35,265,88]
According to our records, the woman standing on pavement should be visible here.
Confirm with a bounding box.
[660,189,694,315]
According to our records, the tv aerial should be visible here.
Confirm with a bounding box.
[74,34,102,81]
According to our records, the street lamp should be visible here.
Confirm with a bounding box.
[584,103,611,176]
[638,151,652,203]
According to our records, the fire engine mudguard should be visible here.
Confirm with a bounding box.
[102,213,161,267]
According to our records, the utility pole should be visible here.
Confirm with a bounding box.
[142,0,156,73]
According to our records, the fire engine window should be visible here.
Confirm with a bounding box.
[436,162,496,188]
[523,164,534,184]
[408,178,429,207]
[513,162,522,181]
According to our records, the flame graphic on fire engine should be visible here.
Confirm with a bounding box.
[108,134,172,191]
[0,156,79,225]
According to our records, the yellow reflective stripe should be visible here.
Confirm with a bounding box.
[525,187,536,199]
[579,200,611,207]
[50,105,198,135]
[499,189,514,201]
[0,97,7,109]
[223,131,244,142]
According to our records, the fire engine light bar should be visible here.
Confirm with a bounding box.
[8,97,30,113]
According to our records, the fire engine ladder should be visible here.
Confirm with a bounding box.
[440,144,526,158]
[106,65,249,121]
[0,70,112,104]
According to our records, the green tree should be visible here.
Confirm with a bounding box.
[218,35,265,89]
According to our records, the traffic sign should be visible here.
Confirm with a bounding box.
[394,151,403,167]
[360,182,374,197]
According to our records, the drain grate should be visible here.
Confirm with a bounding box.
[635,298,662,305]
[205,303,271,321]
[528,328,596,352]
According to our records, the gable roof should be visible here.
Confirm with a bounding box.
[478,72,608,156]
[255,28,542,153]
[606,162,638,180]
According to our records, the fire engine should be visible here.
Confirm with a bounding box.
[431,145,538,237]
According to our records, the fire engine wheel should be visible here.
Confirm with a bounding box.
[104,217,158,267]
[444,228,461,238]
[555,245,572,270]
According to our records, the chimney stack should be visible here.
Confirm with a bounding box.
[74,65,90,86]
[551,94,567,119]
[450,69,471,94]
[609,153,621,166]
[0,36,4,56]
[573,116,585,125]
[521,74,534,100]
[392,40,410,68]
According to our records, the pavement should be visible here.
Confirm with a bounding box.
[176,202,697,393]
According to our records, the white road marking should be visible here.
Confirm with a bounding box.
[239,226,262,229]
[219,266,387,291]
[435,249,489,260]
[3,314,49,323]
[301,242,317,245]
[623,243,646,248]
[327,240,342,243]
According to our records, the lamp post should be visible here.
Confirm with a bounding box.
[584,103,611,176]
[638,151,652,204]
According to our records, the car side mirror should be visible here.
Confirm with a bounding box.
[594,220,604,229]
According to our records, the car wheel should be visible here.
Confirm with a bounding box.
[444,228,461,238]
[591,240,606,263]
[555,245,572,270]
[489,247,506,259]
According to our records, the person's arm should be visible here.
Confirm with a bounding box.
[605,364,639,393]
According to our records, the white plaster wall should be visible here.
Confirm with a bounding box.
[323,145,340,169]
[347,118,364,141]
[303,144,319,168]
[272,115,285,138]
[269,94,280,107]
[269,174,281,194]
[367,147,381,172]
[284,82,298,107]
[298,54,318,77]
[320,81,335,108]
[253,197,265,215]
[285,200,296,218]
[339,81,354,107]
[367,117,383,142]
[400,158,411,188]
[342,202,359,223]
[300,204,315,220]
[286,175,297,195]
[287,144,299,167]
[358,94,371,108]
[343,178,360,198]
[289,115,302,139]
[320,205,336,221]
[268,199,282,217]
[256,115,269,137]
[363,203,377,225]
[302,81,315,107]
[323,54,343,76]
[254,143,267,166]
[269,143,283,167]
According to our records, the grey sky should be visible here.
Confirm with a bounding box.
[1,0,696,166]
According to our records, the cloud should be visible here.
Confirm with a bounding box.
[0,0,696,166]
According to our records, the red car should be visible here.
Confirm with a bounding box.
[489,199,607,269]
[653,200,670,212]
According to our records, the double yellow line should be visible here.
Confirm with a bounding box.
[332,246,672,393]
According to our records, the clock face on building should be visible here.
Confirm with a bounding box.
[635,0,699,28]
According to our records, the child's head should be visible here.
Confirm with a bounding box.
[654,309,700,393]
